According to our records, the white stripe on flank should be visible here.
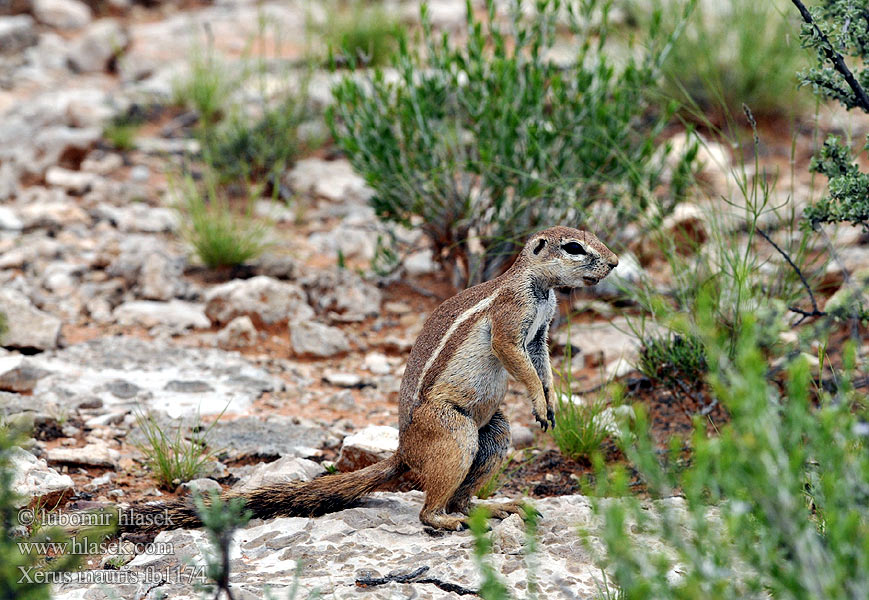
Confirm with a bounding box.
[414,291,499,400]
[524,302,548,347]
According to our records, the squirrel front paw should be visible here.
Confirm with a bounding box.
[531,393,550,431]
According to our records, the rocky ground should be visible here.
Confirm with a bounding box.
[2,0,869,598]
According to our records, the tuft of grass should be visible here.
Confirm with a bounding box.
[551,393,613,463]
[321,0,403,68]
[0,311,6,344]
[172,46,234,127]
[134,410,221,490]
[550,324,616,462]
[103,120,140,151]
[638,332,707,389]
[176,175,272,269]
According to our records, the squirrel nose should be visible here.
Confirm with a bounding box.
[608,254,619,268]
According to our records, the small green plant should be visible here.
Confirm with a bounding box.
[172,44,234,127]
[793,0,869,230]
[330,0,692,285]
[468,506,512,600]
[134,410,221,490]
[176,175,272,269]
[194,490,252,600]
[202,94,312,184]
[638,333,707,389]
[550,324,615,461]
[0,311,7,344]
[468,503,541,600]
[321,0,403,68]
[103,116,141,151]
[551,392,613,463]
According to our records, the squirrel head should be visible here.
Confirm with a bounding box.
[520,226,619,288]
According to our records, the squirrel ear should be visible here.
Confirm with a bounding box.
[532,238,546,255]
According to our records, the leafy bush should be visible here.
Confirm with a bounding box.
[320,0,403,68]
[202,95,311,184]
[638,332,707,389]
[793,0,869,230]
[330,0,691,285]
[803,135,869,229]
[593,296,869,599]
[176,176,272,269]
[635,0,807,119]
[134,410,221,490]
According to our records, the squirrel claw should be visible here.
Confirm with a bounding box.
[534,414,548,431]
[546,407,555,430]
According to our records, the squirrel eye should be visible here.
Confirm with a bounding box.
[562,241,587,256]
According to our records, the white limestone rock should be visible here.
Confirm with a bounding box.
[205,276,314,326]
[10,447,74,507]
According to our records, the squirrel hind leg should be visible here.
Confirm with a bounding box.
[402,402,478,531]
[446,410,511,516]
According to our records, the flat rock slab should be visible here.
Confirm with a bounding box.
[30,337,282,418]
[207,415,338,461]
[53,493,610,599]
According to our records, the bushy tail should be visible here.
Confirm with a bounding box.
[121,455,409,533]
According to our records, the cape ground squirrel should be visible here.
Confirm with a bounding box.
[129,226,618,532]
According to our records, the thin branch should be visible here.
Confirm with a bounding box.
[356,566,479,596]
[790,0,869,113]
[756,228,826,322]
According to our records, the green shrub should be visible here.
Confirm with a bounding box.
[803,135,869,229]
[793,0,869,230]
[593,296,869,599]
[202,95,310,184]
[321,0,403,68]
[329,0,691,285]
[632,0,808,119]
[134,410,221,490]
[638,332,707,389]
[176,175,272,269]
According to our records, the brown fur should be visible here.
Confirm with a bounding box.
[123,227,617,533]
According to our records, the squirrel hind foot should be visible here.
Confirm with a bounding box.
[419,511,468,532]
